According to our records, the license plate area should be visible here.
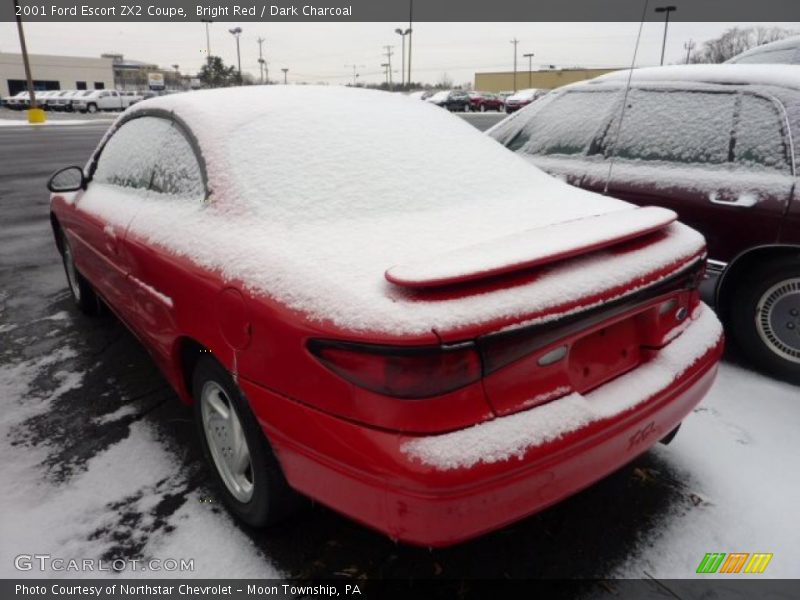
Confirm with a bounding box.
[567,317,642,394]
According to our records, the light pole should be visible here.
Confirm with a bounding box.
[407,0,413,86]
[345,64,365,87]
[13,0,43,122]
[172,64,180,90]
[510,38,519,92]
[257,37,266,84]
[522,52,534,88]
[394,28,411,87]
[229,27,242,84]
[281,68,289,84]
[201,19,213,60]
[655,6,677,66]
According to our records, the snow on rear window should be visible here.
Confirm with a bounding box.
[508,90,619,156]
[734,93,792,173]
[607,90,736,165]
[93,116,173,191]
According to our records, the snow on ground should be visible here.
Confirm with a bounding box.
[0,336,278,578]
[0,119,113,127]
[616,362,800,578]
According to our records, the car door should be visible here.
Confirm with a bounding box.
[122,119,208,360]
[65,116,175,322]
[593,88,794,263]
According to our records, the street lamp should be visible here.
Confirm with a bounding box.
[229,27,243,84]
[201,19,213,60]
[654,5,677,66]
[407,0,413,86]
[171,64,180,89]
[394,28,411,87]
[522,52,534,88]
[281,68,289,84]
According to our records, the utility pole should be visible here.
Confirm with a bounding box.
[394,28,411,87]
[407,0,413,86]
[380,63,390,86]
[684,39,696,64]
[523,52,534,88]
[655,6,677,66]
[201,19,213,60]
[281,67,288,84]
[228,27,243,84]
[383,45,394,89]
[257,37,266,83]
[345,64,365,87]
[13,0,43,122]
[510,38,519,92]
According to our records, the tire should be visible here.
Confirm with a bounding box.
[480,104,486,112]
[728,257,800,383]
[60,230,99,316]
[192,356,300,527]
[87,103,98,114]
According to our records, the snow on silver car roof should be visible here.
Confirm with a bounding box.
[591,64,800,90]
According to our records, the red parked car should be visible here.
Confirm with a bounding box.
[48,86,722,547]
[468,91,505,112]
[490,64,800,383]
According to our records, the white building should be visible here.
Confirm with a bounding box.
[0,52,115,97]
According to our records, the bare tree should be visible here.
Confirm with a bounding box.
[688,26,797,64]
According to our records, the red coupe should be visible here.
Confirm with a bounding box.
[48,86,722,547]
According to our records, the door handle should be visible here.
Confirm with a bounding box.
[708,191,758,208]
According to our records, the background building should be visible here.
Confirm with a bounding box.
[474,67,621,92]
[0,52,114,97]
[102,54,186,92]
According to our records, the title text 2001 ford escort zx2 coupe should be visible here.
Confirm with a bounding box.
[47,87,723,546]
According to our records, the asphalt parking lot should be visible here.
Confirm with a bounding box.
[1,116,795,586]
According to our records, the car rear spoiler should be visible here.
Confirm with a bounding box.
[385,206,677,289]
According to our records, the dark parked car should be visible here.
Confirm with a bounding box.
[504,88,546,113]
[427,89,471,112]
[468,91,504,112]
[489,64,800,382]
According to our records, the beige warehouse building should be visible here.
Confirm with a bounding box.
[0,52,115,97]
[475,68,621,93]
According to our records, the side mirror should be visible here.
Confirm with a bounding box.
[47,166,86,193]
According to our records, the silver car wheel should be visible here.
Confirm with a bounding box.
[63,241,81,302]
[200,381,254,503]
[755,278,800,364]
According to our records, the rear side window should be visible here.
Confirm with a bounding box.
[150,125,205,199]
[93,116,173,190]
[605,90,736,165]
[734,94,792,173]
[505,90,619,156]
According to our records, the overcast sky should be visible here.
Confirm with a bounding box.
[0,21,796,85]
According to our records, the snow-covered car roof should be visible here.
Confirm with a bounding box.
[592,64,800,90]
[725,36,800,65]
[94,86,704,337]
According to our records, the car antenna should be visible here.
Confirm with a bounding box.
[604,0,650,195]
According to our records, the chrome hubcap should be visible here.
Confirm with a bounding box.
[200,381,254,502]
[64,243,81,302]
[755,278,800,364]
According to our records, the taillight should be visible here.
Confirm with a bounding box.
[307,339,482,399]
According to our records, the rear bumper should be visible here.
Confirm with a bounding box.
[242,306,723,547]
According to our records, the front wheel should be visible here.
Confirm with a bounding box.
[193,356,300,527]
[86,103,98,114]
[60,230,99,315]
[728,258,800,383]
